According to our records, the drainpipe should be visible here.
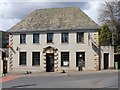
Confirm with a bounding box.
[98,29,101,71]
[98,45,101,70]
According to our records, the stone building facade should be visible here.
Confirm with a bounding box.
[8,7,100,73]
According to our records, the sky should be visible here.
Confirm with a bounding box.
[0,0,112,31]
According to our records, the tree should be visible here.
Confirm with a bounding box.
[99,0,120,53]
[116,45,120,54]
[99,23,112,45]
[99,0,120,46]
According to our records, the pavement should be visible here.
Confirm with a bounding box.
[0,69,119,83]
[6,69,119,76]
[0,75,22,83]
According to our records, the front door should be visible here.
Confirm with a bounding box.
[46,53,54,72]
[104,53,109,69]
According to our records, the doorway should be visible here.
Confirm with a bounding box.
[104,53,109,69]
[46,53,54,72]
[114,54,120,69]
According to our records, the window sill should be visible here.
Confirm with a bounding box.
[61,42,69,44]
[19,43,27,45]
[32,65,40,67]
[33,43,40,44]
[47,42,54,44]
[76,42,85,44]
[19,65,27,66]
[61,66,69,67]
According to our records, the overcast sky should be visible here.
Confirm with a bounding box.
[0,0,107,31]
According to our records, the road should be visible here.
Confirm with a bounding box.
[1,71,119,88]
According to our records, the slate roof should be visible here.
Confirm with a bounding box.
[8,7,100,32]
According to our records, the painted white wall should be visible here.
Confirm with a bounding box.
[100,46,114,70]
[10,30,99,72]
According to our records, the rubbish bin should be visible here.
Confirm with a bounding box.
[114,62,118,69]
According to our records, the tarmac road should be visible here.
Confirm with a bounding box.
[1,70,119,88]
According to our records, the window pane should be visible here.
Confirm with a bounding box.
[20,34,26,43]
[32,52,40,66]
[47,33,53,43]
[61,33,69,43]
[19,52,26,65]
[61,52,69,67]
[76,52,85,67]
[33,33,39,43]
[77,32,84,42]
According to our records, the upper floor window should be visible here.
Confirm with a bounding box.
[33,33,39,43]
[47,33,53,43]
[77,32,84,43]
[61,33,69,43]
[20,34,26,43]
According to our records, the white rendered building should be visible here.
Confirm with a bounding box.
[8,7,102,73]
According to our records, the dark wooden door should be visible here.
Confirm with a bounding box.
[46,53,54,72]
[104,53,109,69]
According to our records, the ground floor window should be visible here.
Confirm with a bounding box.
[19,52,26,65]
[32,52,40,66]
[61,52,69,67]
[76,52,85,67]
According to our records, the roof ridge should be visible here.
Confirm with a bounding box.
[35,6,79,11]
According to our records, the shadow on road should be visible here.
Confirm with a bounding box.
[102,84,119,88]
[10,84,37,88]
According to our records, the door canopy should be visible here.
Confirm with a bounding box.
[43,46,58,53]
